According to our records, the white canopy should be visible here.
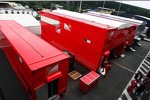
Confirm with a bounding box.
[53,9,131,29]
[0,14,41,35]
[0,14,39,27]
[87,11,144,25]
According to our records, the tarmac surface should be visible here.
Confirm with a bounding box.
[0,40,150,100]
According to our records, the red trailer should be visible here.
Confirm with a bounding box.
[0,20,70,100]
[40,9,132,72]
[86,11,146,48]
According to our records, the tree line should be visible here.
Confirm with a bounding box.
[16,1,150,18]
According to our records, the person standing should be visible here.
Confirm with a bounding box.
[135,77,148,96]
[105,62,111,76]
[127,79,137,94]
[134,72,143,83]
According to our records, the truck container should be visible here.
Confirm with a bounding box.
[40,9,133,72]
[0,20,70,100]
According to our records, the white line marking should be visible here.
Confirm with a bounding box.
[124,90,132,100]
[112,62,135,74]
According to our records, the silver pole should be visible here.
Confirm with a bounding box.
[79,1,82,12]
[117,2,122,16]
[50,1,52,10]
[101,0,106,13]
[67,1,70,10]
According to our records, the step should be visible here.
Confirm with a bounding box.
[118,94,128,100]
[140,67,147,74]
[141,66,149,73]
[142,63,149,70]
[143,61,150,69]
[147,56,150,59]
[144,38,150,42]
[144,59,150,67]
[138,69,146,76]
[48,95,60,100]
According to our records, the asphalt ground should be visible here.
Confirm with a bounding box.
[0,49,29,100]
[0,40,150,100]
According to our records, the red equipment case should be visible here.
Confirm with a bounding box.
[0,20,70,100]
[79,71,100,92]
[40,9,131,72]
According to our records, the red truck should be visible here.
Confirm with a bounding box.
[40,9,134,72]
[0,20,70,100]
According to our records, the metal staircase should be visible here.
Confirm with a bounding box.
[118,51,150,100]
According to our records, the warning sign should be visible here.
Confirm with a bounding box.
[64,23,71,31]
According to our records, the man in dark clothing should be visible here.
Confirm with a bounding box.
[134,72,143,83]
[135,77,148,96]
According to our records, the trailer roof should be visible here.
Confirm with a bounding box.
[0,14,40,27]
[53,9,130,29]
[0,20,68,71]
[135,15,150,21]
[87,11,144,25]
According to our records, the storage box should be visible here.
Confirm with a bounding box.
[79,71,100,92]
